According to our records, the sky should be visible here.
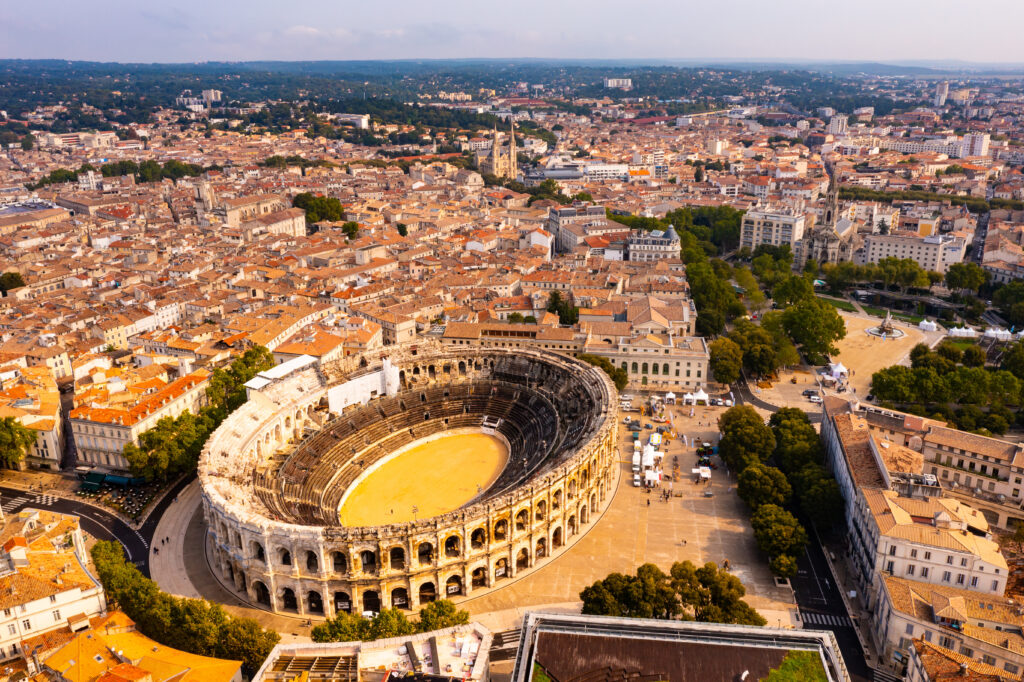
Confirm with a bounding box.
[5,0,1024,64]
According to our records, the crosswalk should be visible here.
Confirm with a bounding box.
[801,611,852,628]
[1,496,29,513]
[1,493,60,513]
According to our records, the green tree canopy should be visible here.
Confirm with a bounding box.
[737,464,791,510]
[0,271,26,293]
[708,338,743,385]
[0,417,35,468]
[718,405,775,473]
[781,298,847,363]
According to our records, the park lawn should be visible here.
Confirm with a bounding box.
[818,297,857,312]
[945,338,977,350]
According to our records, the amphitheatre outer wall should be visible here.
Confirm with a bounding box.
[198,344,618,618]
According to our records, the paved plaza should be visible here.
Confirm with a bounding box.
[152,400,797,636]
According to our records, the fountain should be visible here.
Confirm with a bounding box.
[866,310,905,339]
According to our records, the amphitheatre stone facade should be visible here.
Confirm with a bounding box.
[198,343,618,617]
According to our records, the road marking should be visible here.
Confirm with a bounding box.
[1,496,28,513]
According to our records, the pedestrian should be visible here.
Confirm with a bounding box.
[647,499,650,507]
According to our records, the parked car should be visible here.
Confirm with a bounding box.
[633,474,642,487]
[808,395,823,404]
[865,394,875,402]
[703,489,715,497]
[802,389,818,397]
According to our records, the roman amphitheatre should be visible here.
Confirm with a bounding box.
[198,343,617,617]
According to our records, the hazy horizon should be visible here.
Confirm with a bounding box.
[6,0,1024,64]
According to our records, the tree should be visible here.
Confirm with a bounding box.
[737,464,791,510]
[417,599,470,632]
[580,564,681,620]
[508,312,525,323]
[751,504,807,564]
[718,405,775,473]
[0,417,35,468]
[90,541,278,676]
[20,133,34,151]
[769,408,823,474]
[546,290,579,325]
[790,464,844,529]
[772,275,814,307]
[312,611,371,643]
[396,223,408,237]
[341,221,361,240]
[577,353,628,391]
[292,192,344,224]
[668,561,766,626]
[769,555,799,579]
[962,345,986,368]
[694,167,704,182]
[369,608,417,640]
[781,298,846,363]
[0,271,26,293]
[708,338,743,385]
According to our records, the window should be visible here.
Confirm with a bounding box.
[6,624,13,636]
[961,558,968,567]
[910,549,918,559]
[923,630,932,642]
[947,556,953,565]
[49,595,57,604]
[905,624,914,635]
[906,565,915,576]
[971,577,978,587]
[942,571,951,583]
[993,580,1000,591]
[889,546,896,556]
[21,620,30,631]
[1005,663,1020,675]
[921,567,929,579]
[957,574,965,585]
[924,551,931,561]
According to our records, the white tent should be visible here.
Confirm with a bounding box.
[918,319,938,332]
[698,466,712,480]
[683,392,695,405]
[693,388,709,404]
[829,362,848,378]
[644,470,661,484]
[664,391,677,404]
[985,328,1013,341]
[948,327,977,338]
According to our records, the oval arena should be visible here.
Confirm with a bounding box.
[198,344,618,617]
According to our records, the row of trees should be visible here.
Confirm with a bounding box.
[28,160,211,189]
[123,346,275,480]
[91,541,279,676]
[579,561,765,625]
[292,192,345,224]
[819,258,944,294]
[311,600,469,643]
[546,290,579,325]
[720,406,843,577]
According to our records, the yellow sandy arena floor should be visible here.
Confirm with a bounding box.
[337,432,508,527]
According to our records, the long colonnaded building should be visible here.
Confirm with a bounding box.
[198,342,618,617]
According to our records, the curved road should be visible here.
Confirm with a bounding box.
[0,474,194,579]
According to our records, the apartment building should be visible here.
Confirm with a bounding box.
[740,208,806,251]
[548,205,615,253]
[0,366,64,471]
[859,233,966,274]
[627,226,680,262]
[69,369,210,471]
[0,509,105,663]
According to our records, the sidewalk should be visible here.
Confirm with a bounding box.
[821,539,882,669]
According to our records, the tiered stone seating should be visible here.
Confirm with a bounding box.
[255,356,607,527]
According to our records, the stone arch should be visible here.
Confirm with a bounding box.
[445,574,463,597]
[399,370,407,387]
[307,590,324,615]
[281,587,298,612]
[535,500,547,521]
[252,542,265,563]
[590,492,598,513]
[360,549,377,572]
[444,535,461,558]
[536,537,548,559]
[516,547,530,571]
[494,558,509,581]
[552,526,563,549]
[428,365,436,380]
[568,515,578,535]
[334,591,351,613]
[581,504,590,525]
[470,527,487,549]
[515,508,530,532]
[419,581,437,604]
[389,546,406,570]
[332,551,348,573]
[278,547,292,566]
[493,519,508,541]
[362,589,381,614]
[253,581,271,606]
[305,550,318,572]
[552,490,562,511]
[568,480,577,499]
[418,542,434,565]
[392,587,409,609]
[471,566,488,588]
[458,361,467,376]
